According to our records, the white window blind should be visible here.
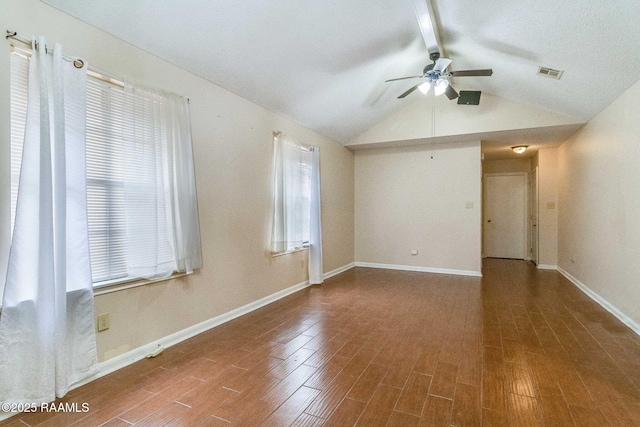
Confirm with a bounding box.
[9,48,28,235]
[85,76,129,283]
[10,50,139,284]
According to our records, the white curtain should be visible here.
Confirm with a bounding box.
[271,133,310,253]
[122,79,202,280]
[308,147,323,284]
[0,37,98,403]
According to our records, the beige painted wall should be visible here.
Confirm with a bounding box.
[483,158,532,175]
[355,141,482,274]
[0,0,354,361]
[348,93,583,148]
[558,79,640,325]
[537,149,558,266]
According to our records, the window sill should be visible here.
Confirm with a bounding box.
[271,246,309,257]
[0,272,191,313]
[93,271,190,296]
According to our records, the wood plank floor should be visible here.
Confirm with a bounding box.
[5,259,640,426]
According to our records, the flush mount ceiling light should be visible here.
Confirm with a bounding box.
[511,145,529,154]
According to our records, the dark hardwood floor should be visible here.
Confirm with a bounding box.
[4,259,640,426]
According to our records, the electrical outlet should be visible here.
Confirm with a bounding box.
[465,201,474,209]
[97,313,110,332]
[410,249,418,255]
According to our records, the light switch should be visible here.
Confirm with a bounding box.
[410,249,418,255]
[97,313,110,332]
[465,201,474,209]
[546,201,556,209]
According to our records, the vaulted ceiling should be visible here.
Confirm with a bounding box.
[42,0,640,157]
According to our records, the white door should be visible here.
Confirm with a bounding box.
[530,168,539,265]
[484,173,527,259]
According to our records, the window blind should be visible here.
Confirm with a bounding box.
[85,77,128,283]
[10,51,130,284]
[271,134,312,253]
[9,49,28,235]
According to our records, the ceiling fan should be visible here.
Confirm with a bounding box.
[386,0,493,100]
[386,52,493,100]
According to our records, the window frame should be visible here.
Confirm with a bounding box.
[271,136,313,256]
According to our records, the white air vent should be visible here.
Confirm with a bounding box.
[537,67,563,80]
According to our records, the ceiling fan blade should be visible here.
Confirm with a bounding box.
[444,84,459,100]
[385,75,424,82]
[433,58,452,73]
[450,69,493,77]
[398,84,421,99]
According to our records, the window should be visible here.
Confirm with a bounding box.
[271,133,312,254]
[10,47,129,284]
[8,45,202,287]
[85,75,128,283]
[9,46,28,236]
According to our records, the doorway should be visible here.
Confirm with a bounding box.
[483,173,528,259]
[530,168,539,265]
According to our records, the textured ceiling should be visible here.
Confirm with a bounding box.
[41,0,640,148]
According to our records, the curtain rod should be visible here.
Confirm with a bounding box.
[6,30,125,89]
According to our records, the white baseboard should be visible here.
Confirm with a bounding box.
[73,262,356,393]
[324,262,355,279]
[558,267,640,336]
[354,262,482,277]
[537,264,557,270]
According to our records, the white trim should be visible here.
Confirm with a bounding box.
[271,247,309,257]
[355,262,482,277]
[531,167,539,265]
[93,272,190,296]
[324,262,355,279]
[558,267,640,336]
[537,264,557,270]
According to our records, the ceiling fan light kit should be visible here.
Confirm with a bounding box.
[434,79,449,96]
[386,2,493,103]
[386,52,492,101]
[418,81,432,94]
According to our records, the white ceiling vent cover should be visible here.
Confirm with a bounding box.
[537,67,564,80]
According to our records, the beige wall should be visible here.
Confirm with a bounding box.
[537,148,558,266]
[483,158,532,175]
[355,141,482,274]
[558,79,640,325]
[0,0,354,361]
[348,92,583,148]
